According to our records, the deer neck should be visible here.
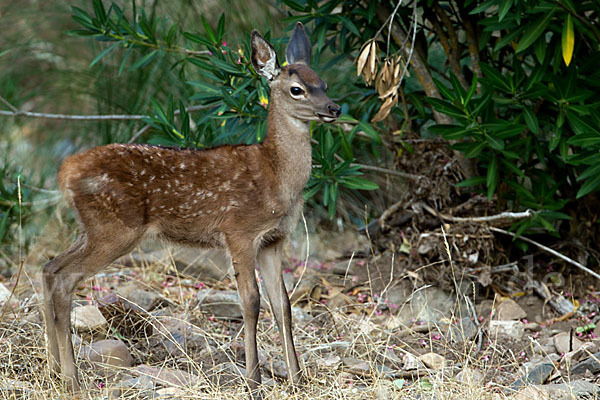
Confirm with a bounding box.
[263,98,312,201]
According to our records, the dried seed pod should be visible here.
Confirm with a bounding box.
[363,41,378,84]
[356,40,372,77]
[371,92,398,123]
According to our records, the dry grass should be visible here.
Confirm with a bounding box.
[0,254,522,400]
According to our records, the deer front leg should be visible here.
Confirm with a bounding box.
[258,240,301,385]
[228,239,262,396]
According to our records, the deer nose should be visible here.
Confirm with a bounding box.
[328,103,341,118]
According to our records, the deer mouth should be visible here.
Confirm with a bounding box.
[316,113,338,123]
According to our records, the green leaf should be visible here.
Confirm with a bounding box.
[522,107,539,133]
[201,15,216,44]
[498,0,513,22]
[486,155,498,199]
[429,125,476,140]
[576,163,600,182]
[339,176,379,190]
[216,14,225,41]
[151,98,168,125]
[426,98,466,119]
[89,41,120,67]
[129,49,158,71]
[577,173,600,198]
[485,133,504,150]
[462,141,487,158]
[479,63,512,92]
[0,208,11,242]
[534,35,546,63]
[516,9,556,53]
[336,15,361,37]
[464,74,478,106]
[456,176,486,187]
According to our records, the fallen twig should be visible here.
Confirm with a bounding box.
[491,227,600,282]
[422,203,534,225]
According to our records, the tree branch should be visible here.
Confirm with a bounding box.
[0,94,216,133]
[430,1,468,90]
[490,226,600,282]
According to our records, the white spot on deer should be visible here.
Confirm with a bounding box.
[141,169,146,175]
[223,181,233,191]
[81,173,110,194]
[150,176,155,181]
[180,162,185,169]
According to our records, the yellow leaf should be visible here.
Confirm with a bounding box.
[562,13,574,66]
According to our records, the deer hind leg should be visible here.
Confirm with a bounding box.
[227,237,262,396]
[43,236,86,377]
[42,226,143,392]
[258,239,301,385]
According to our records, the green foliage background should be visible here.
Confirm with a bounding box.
[1,0,599,264]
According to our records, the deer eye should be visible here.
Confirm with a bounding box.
[290,86,304,97]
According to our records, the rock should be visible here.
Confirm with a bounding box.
[316,354,341,369]
[291,306,311,325]
[380,347,402,368]
[552,332,584,355]
[329,258,364,276]
[109,375,154,399]
[259,351,288,379]
[455,367,484,385]
[116,282,161,312]
[80,339,133,376]
[524,322,541,331]
[511,361,555,391]
[0,378,33,392]
[402,352,423,371]
[571,351,600,375]
[122,247,230,281]
[196,290,242,319]
[495,299,527,321]
[0,283,19,311]
[152,315,208,357]
[393,286,455,325]
[512,386,550,400]
[132,364,199,387]
[288,227,370,262]
[489,320,525,340]
[542,380,600,399]
[373,381,395,400]
[342,357,371,376]
[288,274,321,303]
[419,352,446,370]
[443,317,478,343]
[71,305,107,332]
[155,387,190,398]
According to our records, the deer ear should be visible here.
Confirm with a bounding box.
[251,30,280,81]
[286,22,311,66]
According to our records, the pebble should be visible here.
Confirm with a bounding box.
[71,305,107,332]
[552,331,584,355]
[494,298,527,321]
[419,352,446,370]
[489,320,525,340]
[80,339,133,376]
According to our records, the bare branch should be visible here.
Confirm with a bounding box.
[490,227,600,282]
[423,202,534,225]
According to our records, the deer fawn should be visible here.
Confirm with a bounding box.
[42,23,340,395]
